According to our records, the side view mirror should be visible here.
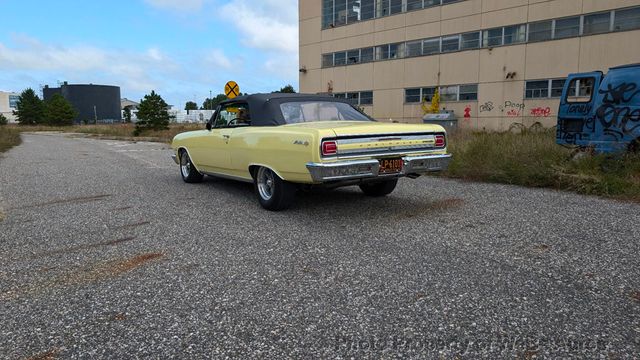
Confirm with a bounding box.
[206,122,212,131]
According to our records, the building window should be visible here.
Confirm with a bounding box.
[528,21,553,42]
[333,91,373,105]
[347,92,360,105]
[322,0,334,28]
[388,43,402,59]
[441,35,460,52]
[459,84,478,101]
[422,87,437,102]
[405,88,421,103]
[554,17,580,39]
[322,54,334,68]
[335,0,347,26]
[9,95,20,109]
[334,51,347,66]
[614,7,640,31]
[360,91,374,105]
[550,79,566,98]
[347,49,360,64]
[483,27,503,47]
[407,0,423,11]
[361,47,374,63]
[503,24,526,44]
[525,79,566,99]
[583,12,612,35]
[525,80,550,99]
[389,0,403,15]
[423,38,440,55]
[439,86,459,102]
[406,40,422,57]
[424,0,439,7]
[461,32,480,49]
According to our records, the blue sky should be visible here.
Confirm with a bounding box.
[0,0,299,108]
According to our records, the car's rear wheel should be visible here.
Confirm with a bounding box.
[359,179,398,197]
[254,166,295,211]
[179,149,203,183]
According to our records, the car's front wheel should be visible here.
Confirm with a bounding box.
[254,166,296,211]
[179,149,203,183]
[359,179,398,197]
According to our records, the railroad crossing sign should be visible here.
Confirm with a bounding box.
[225,81,240,99]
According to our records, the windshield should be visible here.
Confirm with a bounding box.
[280,101,372,124]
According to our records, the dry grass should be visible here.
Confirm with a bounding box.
[3,123,203,146]
[0,126,22,153]
[443,128,640,202]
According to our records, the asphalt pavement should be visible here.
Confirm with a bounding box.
[0,132,638,358]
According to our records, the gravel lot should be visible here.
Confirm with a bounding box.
[0,133,639,358]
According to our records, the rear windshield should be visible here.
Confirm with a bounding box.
[279,101,372,124]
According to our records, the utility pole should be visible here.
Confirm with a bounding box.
[94,105,97,124]
[209,90,212,110]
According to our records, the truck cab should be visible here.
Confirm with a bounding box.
[557,63,640,153]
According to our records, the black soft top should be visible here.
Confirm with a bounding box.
[218,93,360,126]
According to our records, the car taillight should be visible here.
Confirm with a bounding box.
[321,140,337,156]
[435,134,446,148]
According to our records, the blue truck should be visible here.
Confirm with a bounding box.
[557,63,640,153]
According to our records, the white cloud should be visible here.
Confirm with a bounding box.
[144,0,205,12]
[220,0,298,54]
[204,49,233,69]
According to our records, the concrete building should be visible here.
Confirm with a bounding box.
[0,91,20,123]
[299,0,640,130]
[44,83,122,124]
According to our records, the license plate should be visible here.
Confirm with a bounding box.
[378,158,403,174]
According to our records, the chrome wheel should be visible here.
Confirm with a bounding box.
[180,152,191,178]
[257,167,275,201]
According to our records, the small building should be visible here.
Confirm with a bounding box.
[0,91,20,123]
[121,98,140,110]
[43,82,122,124]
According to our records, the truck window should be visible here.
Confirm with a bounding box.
[566,78,595,103]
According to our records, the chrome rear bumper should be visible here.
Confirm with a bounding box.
[306,154,452,182]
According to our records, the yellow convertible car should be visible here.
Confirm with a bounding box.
[171,93,451,210]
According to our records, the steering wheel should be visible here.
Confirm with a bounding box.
[227,118,241,126]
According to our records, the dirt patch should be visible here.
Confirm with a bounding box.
[629,290,640,303]
[532,244,551,254]
[394,198,464,219]
[2,252,165,301]
[13,194,112,210]
[0,208,5,222]
[27,348,59,360]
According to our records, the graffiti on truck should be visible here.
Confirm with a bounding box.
[595,82,640,141]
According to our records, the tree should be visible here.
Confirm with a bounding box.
[44,94,78,126]
[201,94,228,110]
[273,85,296,93]
[0,114,7,126]
[185,101,198,111]
[123,105,133,123]
[134,90,171,136]
[14,88,44,125]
